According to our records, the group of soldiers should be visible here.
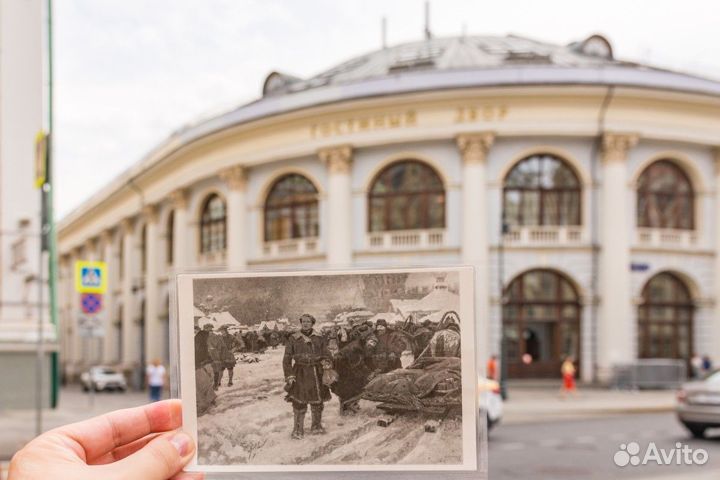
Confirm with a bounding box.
[282,312,461,440]
[194,323,284,390]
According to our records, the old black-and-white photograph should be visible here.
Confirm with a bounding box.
[177,267,476,472]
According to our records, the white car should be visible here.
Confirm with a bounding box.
[81,366,128,392]
[676,370,720,438]
[479,378,504,431]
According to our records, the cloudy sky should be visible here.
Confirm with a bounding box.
[54,0,720,218]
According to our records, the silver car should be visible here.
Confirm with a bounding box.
[676,370,720,438]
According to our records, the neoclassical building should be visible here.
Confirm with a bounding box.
[58,34,720,383]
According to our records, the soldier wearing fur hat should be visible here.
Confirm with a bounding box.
[282,313,332,439]
[369,318,402,374]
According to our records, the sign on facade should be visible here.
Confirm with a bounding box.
[77,315,104,338]
[74,261,107,294]
[81,293,103,314]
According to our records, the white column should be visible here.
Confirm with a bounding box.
[320,145,353,266]
[143,205,160,363]
[100,230,117,364]
[713,148,720,367]
[457,132,495,375]
[598,133,638,382]
[219,166,248,268]
[170,189,189,269]
[120,218,136,366]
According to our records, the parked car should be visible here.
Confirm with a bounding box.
[80,366,127,392]
[676,370,720,438]
[479,377,503,431]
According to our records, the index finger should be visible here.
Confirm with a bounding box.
[57,399,182,461]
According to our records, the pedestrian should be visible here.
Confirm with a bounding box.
[145,358,166,402]
[282,313,332,439]
[560,356,577,398]
[487,354,499,381]
[218,325,238,387]
[8,400,198,480]
[702,355,713,376]
[691,354,703,379]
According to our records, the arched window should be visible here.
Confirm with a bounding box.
[637,160,694,229]
[503,269,581,378]
[200,194,227,254]
[638,272,693,360]
[368,160,445,232]
[503,154,581,226]
[264,174,319,241]
[166,211,174,266]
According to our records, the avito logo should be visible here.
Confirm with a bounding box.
[614,442,708,467]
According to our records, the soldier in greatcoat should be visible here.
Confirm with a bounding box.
[282,314,332,439]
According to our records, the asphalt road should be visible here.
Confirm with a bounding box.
[488,412,720,480]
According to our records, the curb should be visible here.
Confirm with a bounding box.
[504,405,675,424]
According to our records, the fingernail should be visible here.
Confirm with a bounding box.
[170,432,191,456]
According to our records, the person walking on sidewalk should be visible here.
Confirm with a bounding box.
[145,358,166,402]
[560,356,577,398]
[487,354,499,381]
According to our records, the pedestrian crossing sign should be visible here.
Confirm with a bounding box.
[75,260,107,294]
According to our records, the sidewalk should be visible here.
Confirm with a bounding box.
[0,385,152,462]
[503,384,677,424]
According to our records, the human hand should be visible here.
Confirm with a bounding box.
[9,399,202,480]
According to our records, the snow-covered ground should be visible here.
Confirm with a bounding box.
[197,348,463,466]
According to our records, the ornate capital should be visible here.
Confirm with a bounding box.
[319,145,353,174]
[120,217,134,235]
[713,147,720,176]
[169,188,189,209]
[141,204,158,223]
[83,238,97,254]
[219,166,247,191]
[456,132,495,164]
[100,229,114,245]
[602,133,639,164]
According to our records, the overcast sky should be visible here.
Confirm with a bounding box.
[54,0,720,218]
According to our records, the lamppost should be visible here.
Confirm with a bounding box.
[498,214,509,400]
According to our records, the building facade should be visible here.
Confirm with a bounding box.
[0,0,56,407]
[58,34,720,383]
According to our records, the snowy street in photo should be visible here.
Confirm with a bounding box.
[197,348,463,466]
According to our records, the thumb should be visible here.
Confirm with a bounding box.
[108,431,195,480]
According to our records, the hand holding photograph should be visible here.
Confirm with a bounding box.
[175,267,478,473]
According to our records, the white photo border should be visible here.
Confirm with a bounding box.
[171,266,481,474]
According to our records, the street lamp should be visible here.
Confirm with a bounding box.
[498,214,509,400]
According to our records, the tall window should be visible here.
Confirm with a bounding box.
[200,194,227,254]
[503,269,580,378]
[264,174,319,241]
[637,160,694,229]
[638,272,693,360]
[368,160,445,232]
[167,211,174,265]
[503,154,581,226]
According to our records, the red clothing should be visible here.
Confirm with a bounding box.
[563,373,576,391]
